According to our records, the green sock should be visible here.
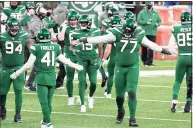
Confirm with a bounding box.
[66,81,73,97]
[99,66,106,78]
[14,90,22,114]
[89,83,96,97]
[79,82,86,105]
[0,95,6,109]
[41,103,51,123]
[128,92,137,118]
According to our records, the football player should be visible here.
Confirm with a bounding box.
[168,12,192,113]
[57,9,80,106]
[70,15,103,112]
[75,16,171,127]
[0,18,31,122]
[10,28,83,128]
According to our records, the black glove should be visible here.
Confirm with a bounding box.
[160,49,172,55]
[79,37,88,44]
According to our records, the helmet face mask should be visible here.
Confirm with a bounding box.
[79,15,91,30]
[37,28,51,43]
[66,10,79,28]
[181,12,192,25]
[124,19,137,37]
[7,18,20,36]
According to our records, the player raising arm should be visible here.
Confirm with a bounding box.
[74,17,171,127]
[10,28,83,128]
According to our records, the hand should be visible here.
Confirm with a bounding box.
[74,64,83,71]
[147,20,152,25]
[27,9,35,16]
[160,49,172,55]
[10,70,20,80]
[155,23,159,27]
[102,59,108,65]
[79,37,88,43]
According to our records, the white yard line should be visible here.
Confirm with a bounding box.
[8,92,186,104]
[6,109,191,123]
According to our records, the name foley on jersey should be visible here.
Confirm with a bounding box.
[40,46,55,50]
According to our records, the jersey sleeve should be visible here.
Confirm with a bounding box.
[57,45,62,56]
[30,45,36,56]
[20,32,30,40]
[93,28,101,36]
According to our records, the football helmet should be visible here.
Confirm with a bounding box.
[124,11,135,20]
[181,12,192,25]
[107,8,119,18]
[105,2,114,12]
[66,10,79,28]
[7,18,20,36]
[123,18,137,37]
[110,15,122,28]
[79,15,92,30]
[26,2,35,9]
[37,28,51,43]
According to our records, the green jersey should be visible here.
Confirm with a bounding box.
[30,43,62,86]
[172,24,192,54]
[71,28,101,60]
[3,5,27,21]
[60,25,76,56]
[108,27,145,66]
[0,32,29,67]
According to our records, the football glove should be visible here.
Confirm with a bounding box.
[10,70,20,80]
[160,49,172,55]
[73,64,83,71]
[94,59,103,70]
[79,37,88,44]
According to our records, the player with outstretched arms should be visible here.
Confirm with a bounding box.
[10,28,83,128]
[73,17,171,127]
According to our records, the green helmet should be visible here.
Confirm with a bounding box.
[79,15,92,30]
[26,2,35,9]
[181,12,192,25]
[66,10,79,28]
[105,2,113,12]
[107,8,119,18]
[124,18,137,36]
[124,11,135,20]
[36,2,43,9]
[7,18,20,36]
[37,28,51,43]
[110,15,122,28]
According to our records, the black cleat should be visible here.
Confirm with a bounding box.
[116,108,125,124]
[129,118,138,127]
[24,84,36,92]
[0,107,7,120]
[14,114,23,123]
[56,85,64,89]
[101,76,108,88]
[171,103,177,113]
[184,101,192,113]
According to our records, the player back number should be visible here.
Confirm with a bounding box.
[177,32,192,46]
[41,51,55,66]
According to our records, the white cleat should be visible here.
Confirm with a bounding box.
[77,96,87,105]
[40,121,47,128]
[88,95,94,109]
[105,94,112,99]
[104,92,107,97]
[47,123,53,128]
[80,105,86,112]
[171,100,178,113]
[68,97,74,106]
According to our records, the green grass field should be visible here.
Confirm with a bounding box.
[0,60,192,128]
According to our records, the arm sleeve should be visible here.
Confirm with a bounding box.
[87,33,116,44]
[168,34,178,55]
[141,36,162,52]
[17,54,36,75]
[137,11,147,25]
[57,54,77,68]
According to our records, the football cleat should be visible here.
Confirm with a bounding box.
[76,96,87,105]
[0,107,7,120]
[40,120,47,128]
[68,97,74,106]
[88,95,94,109]
[171,100,178,113]
[105,94,112,99]
[129,118,138,127]
[116,108,125,124]
[14,114,23,123]
[80,105,86,113]
[101,76,108,88]
[56,85,64,89]
[184,101,192,113]
[24,84,36,92]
